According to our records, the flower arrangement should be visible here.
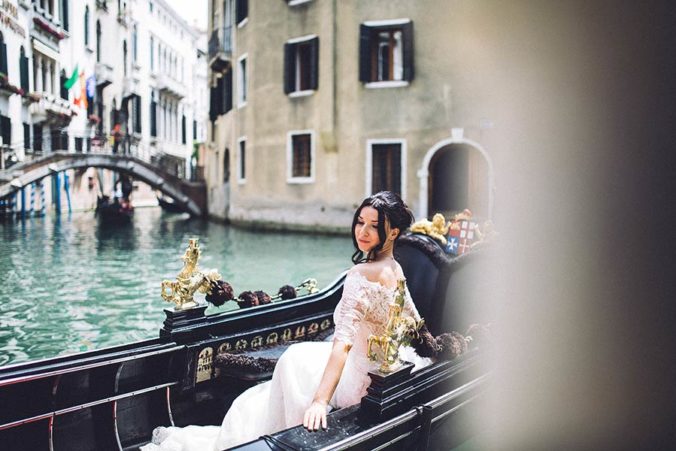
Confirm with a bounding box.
[33,16,65,40]
[0,72,24,96]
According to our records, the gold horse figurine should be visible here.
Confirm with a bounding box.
[161,238,222,310]
[367,279,423,373]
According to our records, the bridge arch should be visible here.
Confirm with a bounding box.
[0,152,205,216]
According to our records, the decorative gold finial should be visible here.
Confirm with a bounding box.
[160,238,222,310]
[367,279,423,373]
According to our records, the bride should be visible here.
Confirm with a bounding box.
[142,191,432,450]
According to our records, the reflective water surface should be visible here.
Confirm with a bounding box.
[0,208,352,366]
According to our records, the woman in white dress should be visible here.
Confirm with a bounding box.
[143,191,432,450]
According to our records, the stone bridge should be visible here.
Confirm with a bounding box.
[0,152,206,216]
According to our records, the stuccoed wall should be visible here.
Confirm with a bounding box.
[208,0,501,232]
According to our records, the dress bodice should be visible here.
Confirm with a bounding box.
[331,270,422,407]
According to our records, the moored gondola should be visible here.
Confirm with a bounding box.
[0,232,493,450]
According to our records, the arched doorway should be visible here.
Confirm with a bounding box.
[418,136,493,220]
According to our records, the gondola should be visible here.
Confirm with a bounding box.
[156,192,186,214]
[0,232,493,450]
[96,195,134,223]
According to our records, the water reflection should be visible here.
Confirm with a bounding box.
[0,208,352,366]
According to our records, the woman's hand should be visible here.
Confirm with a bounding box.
[303,399,328,431]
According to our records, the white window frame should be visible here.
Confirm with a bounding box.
[286,34,318,97]
[287,130,316,184]
[237,53,248,108]
[237,136,247,184]
[288,0,313,6]
[365,138,407,199]
[363,18,411,89]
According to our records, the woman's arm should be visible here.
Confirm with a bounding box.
[303,340,351,431]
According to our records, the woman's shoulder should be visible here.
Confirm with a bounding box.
[348,262,404,287]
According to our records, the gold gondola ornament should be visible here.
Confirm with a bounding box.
[367,279,424,373]
[160,238,222,310]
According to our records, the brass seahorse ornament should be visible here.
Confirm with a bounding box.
[160,238,222,310]
[367,278,424,373]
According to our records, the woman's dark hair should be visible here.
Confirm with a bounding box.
[351,191,414,264]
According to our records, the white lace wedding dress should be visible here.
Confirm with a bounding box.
[141,271,431,451]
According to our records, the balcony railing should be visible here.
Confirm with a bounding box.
[29,92,75,122]
[155,74,186,99]
[123,76,140,98]
[208,27,233,72]
[95,63,114,88]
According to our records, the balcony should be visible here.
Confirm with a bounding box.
[123,76,140,99]
[155,74,186,99]
[208,27,233,73]
[29,92,75,124]
[31,3,65,43]
[117,8,131,27]
[95,62,114,88]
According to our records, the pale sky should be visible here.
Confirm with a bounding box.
[164,0,208,31]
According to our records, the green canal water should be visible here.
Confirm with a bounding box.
[0,208,353,366]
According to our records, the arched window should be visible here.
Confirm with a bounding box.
[132,24,138,63]
[96,21,102,62]
[123,40,127,76]
[84,6,89,47]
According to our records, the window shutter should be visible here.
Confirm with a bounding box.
[283,42,294,94]
[0,42,7,75]
[309,37,319,90]
[224,70,233,112]
[20,54,30,91]
[402,21,414,82]
[209,84,218,121]
[359,24,371,82]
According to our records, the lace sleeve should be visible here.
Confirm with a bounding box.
[403,286,422,322]
[333,272,369,346]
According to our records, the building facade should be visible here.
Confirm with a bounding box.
[1,0,207,214]
[206,0,497,233]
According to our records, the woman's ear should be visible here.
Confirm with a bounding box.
[390,227,400,241]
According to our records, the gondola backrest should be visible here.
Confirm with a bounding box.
[395,233,490,336]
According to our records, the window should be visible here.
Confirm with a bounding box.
[132,25,138,63]
[0,32,7,75]
[150,92,157,137]
[235,0,248,26]
[287,131,314,183]
[223,148,230,182]
[74,137,83,152]
[237,54,247,107]
[284,36,318,95]
[193,119,197,140]
[359,20,413,85]
[132,95,142,133]
[368,140,405,198]
[33,124,43,152]
[60,70,68,100]
[181,115,186,144]
[237,137,246,183]
[96,21,102,62]
[210,70,233,120]
[20,47,29,92]
[150,36,154,70]
[23,123,30,151]
[123,40,128,76]
[61,0,69,31]
[0,115,11,151]
[84,6,90,47]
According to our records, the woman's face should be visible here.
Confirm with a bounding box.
[355,206,380,253]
